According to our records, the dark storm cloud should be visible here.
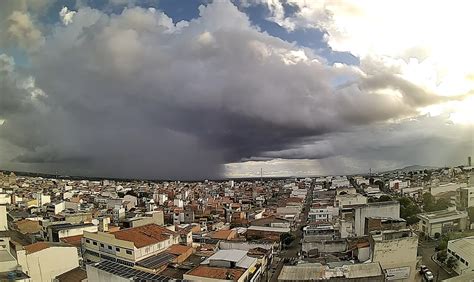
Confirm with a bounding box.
[0,1,468,179]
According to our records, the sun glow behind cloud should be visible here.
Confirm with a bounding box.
[262,0,474,124]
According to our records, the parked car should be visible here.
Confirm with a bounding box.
[419,265,429,274]
[424,271,434,281]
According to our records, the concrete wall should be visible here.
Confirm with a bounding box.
[17,247,79,282]
[183,274,231,282]
[371,236,418,282]
[354,202,400,236]
[336,194,367,208]
[0,194,11,205]
[58,225,98,240]
[0,250,17,271]
[83,231,136,262]
[86,264,129,282]
[302,240,347,253]
[0,205,7,231]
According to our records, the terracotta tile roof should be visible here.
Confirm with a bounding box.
[24,242,51,254]
[167,244,193,256]
[69,197,82,203]
[23,242,72,254]
[14,219,41,234]
[210,230,235,240]
[186,265,245,280]
[60,235,83,247]
[112,224,177,248]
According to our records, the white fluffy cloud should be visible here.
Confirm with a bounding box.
[59,7,76,26]
[258,1,474,119]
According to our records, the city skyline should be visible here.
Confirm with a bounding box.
[0,0,473,179]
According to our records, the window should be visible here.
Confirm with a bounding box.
[100,243,104,248]
[93,241,97,246]
[126,250,133,255]
[116,247,120,252]
[108,245,112,250]
[86,239,90,243]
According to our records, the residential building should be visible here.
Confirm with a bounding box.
[353,201,400,236]
[14,242,79,282]
[335,194,367,208]
[457,186,474,209]
[447,236,474,275]
[278,262,384,281]
[46,201,66,215]
[46,223,97,242]
[308,206,338,222]
[86,260,176,281]
[183,249,259,282]
[418,209,469,238]
[83,223,179,266]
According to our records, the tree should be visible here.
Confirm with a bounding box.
[422,193,436,211]
[436,198,451,210]
[422,193,452,212]
[437,250,447,263]
[399,197,421,225]
[437,234,449,250]
[378,195,392,202]
[369,195,392,203]
[468,207,474,223]
[447,256,457,269]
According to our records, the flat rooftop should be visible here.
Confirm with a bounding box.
[418,209,468,223]
[448,236,474,262]
[0,250,16,263]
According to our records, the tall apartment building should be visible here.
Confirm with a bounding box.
[457,186,474,209]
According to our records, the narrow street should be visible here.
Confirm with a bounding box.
[269,182,314,281]
[418,240,454,281]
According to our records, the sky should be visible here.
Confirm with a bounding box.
[0,0,473,179]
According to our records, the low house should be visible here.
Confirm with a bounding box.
[184,249,260,282]
[418,209,469,238]
[447,236,474,275]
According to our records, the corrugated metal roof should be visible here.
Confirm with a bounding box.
[278,263,324,280]
[344,262,382,278]
[247,225,290,233]
[202,249,257,269]
[204,249,247,263]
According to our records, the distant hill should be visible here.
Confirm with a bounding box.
[384,165,438,174]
